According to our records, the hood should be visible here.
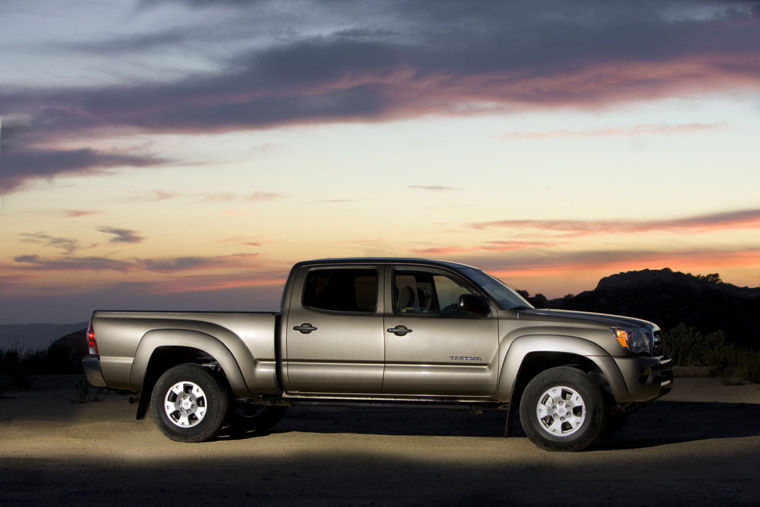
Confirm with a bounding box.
[523,308,658,332]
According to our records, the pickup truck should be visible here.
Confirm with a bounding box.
[83,258,672,451]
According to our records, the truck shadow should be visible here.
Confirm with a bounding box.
[594,400,760,450]
[218,400,760,450]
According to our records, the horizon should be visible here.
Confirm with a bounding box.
[0,264,754,326]
[2,1,760,324]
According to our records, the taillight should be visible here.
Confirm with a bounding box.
[87,321,99,355]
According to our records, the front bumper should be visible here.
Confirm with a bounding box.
[613,355,673,403]
[82,355,107,387]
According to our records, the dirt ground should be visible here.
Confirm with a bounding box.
[1,376,759,506]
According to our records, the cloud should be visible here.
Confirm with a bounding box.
[142,190,181,201]
[3,1,759,192]
[310,198,359,204]
[20,232,79,254]
[13,255,133,272]
[216,236,261,246]
[500,122,727,140]
[62,210,101,218]
[11,252,258,274]
[0,147,169,193]
[196,191,283,202]
[138,253,257,271]
[472,208,760,236]
[460,246,760,282]
[97,227,144,243]
[408,185,456,191]
[5,2,759,135]
[412,241,555,256]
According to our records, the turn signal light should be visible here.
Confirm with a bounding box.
[613,328,629,348]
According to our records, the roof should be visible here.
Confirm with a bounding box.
[293,257,478,271]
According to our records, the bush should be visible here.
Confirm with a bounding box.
[0,333,85,387]
[664,323,759,383]
[663,323,725,366]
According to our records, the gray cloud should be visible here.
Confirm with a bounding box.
[19,232,79,254]
[10,252,258,274]
[3,0,759,192]
[138,254,257,271]
[13,255,133,272]
[97,227,144,244]
[0,147,169,193]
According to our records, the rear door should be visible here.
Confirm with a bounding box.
[284,265,384,394]
[382,266,500,397]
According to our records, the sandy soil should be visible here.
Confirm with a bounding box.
[1,376,759,506]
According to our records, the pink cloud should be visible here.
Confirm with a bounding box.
[216,236,261,246]
[472,208,760,236]
[500,122,726,140]
[62,209,102,218]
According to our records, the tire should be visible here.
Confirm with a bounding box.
[519,367,607,452]
[151,364,230,442]
[227,404,286,434]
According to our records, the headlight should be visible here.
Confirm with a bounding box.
[611,327,652,355]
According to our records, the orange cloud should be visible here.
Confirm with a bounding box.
[413,241,555,256]
[484,248,760,282]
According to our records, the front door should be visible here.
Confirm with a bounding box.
[382,266,500,397]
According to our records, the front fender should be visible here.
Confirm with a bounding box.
[131,329,248,394]
[496,334,628,403]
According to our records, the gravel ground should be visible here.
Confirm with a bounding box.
[1,376,759,506]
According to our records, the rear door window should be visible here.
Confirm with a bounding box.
[303,269,378,313]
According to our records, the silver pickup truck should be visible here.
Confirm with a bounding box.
[83,258,672,451]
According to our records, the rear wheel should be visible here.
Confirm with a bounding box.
[519,367,607,451]
[151,364,230,442]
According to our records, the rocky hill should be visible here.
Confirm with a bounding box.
[525,269,760,349]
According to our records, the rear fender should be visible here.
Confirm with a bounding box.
[131,329,248,394]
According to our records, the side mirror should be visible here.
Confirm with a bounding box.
[458,294,490,316]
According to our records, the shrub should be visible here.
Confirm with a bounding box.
[664,323,759,383]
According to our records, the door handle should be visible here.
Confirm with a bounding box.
[293,323,318,334]
[387,325,413,336]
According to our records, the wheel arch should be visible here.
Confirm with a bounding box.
[131,330,247,420]
[497,334,628,407]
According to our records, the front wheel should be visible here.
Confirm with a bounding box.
[151,364,230,442]
[519,367,607,451]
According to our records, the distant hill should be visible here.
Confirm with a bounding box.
[523,269,760,349]
[0,322,88,352]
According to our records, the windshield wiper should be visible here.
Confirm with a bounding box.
[510,305,531,311]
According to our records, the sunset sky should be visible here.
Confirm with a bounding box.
[2,0,760,324]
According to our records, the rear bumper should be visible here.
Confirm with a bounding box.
[613,355,673,403]
[82,355,107,387]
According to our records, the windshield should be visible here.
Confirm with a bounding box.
[459,267,534,310]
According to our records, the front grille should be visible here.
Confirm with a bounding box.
[652,330,663,355]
